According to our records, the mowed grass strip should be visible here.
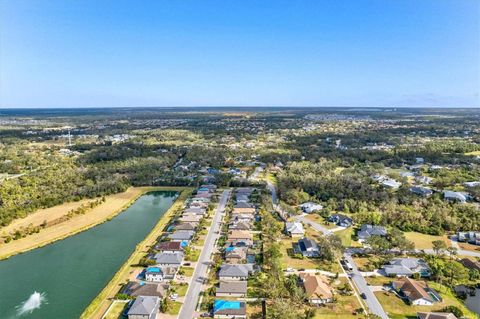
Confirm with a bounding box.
[80,188,193,319]
[404,232,451,250]
[0,187,186,260]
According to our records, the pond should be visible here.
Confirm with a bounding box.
[0,191,177,319]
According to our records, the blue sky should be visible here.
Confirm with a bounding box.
[0,0,479,108]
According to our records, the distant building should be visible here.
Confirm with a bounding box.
[460,258,480,271]
[216,281,248,297]
[457,232,480,245]
[328,214,354,227]
[409,186,433,197]
[415,175,433,185]
[299,202,323,214]
[417,312,457,319]
[381,178,402,189]
[357,224,387,242]
[443,191,468,203]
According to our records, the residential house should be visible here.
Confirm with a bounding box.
[460,258,480,271]
[285,222,305,237]
[224,246,247,264]
[175,222,197,231]
[417,312,457,319]
[155,241,185,254]
[299,202,323,214]
[381,178,402,189]
[296,237,320,258]
[415,175,433,185]
[122,281,167,298]
[218,264,253,281]
[228,221,252,231]
[169,230,195,242]
[457,232,480,245]
[216,281,248,298]
[154,252,184,267]
[300,273,334,304]
[145,266,177,282]
[127,296,160,319]
[184,207,206,215]
[328,214,354,227]
[443,191,468,203]
[232,207,256,215]
[227,230,253,247]
[393,277,441,306]
[213,300,247,319]
[236,194,250,203]
[464,181,480,187]
[357,224,387,242]
[409,186,433,197]
[234,202,254,209]
[382,258,430,277]
[178,214,202,224]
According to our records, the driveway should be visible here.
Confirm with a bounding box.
[294,214,332,236]
[343,252,389,319]
[177,189,231,319]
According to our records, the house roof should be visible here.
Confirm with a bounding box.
[358,224,387,238]
[285,222,305,234]
[228,230,252,240]
[329,214,353,224]
[460,258,480,271]
[383,258,429,275]
[234,202,254,209]
[417,312,457,319]
[443,190,467,202]
[127,296,160,316]
[123,282,167,297]
[393,277,433,303]
[225,246,247,259]
[219,264,252,277]
[213,300,246,315]
[301,274,333,300]
[154,252,184,265]
[217,281,248,294]
[298,237,319,252]
[155,241,184,251]
[175,222,196,231]
[170,230,194,240]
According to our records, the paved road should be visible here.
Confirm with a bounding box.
[294,214,333,236]
[343,253,389,319]
[266,180,278,205]
[178,189,231,319]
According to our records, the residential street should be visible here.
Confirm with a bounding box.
[177,189,231,319]
[294,214,332,236]
[343,253,389,319]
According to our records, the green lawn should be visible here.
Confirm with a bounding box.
[104,301,127,319]
[171,282,189,297]
[179,266,194,277]
[166,301,183,315]
[314,278,365,319]
[335,227,362,247]
[404,232,450,250]
[185,248,200,262]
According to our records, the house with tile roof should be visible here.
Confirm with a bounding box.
[300,273,333,304]
[127,295,160,319]
[393,277,441,306]
[216,281,248,297]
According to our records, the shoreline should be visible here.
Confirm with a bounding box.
[0,186,188,261]
[80,187,193,319]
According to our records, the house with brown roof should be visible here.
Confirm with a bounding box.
[232,207,256,215]
[460,258,480,271]
[393,277,441,306]
[178,214,202,223]
[155,241,184,253]
[226,230,253,247]
[216,281,248,297]
[417,312,457,319]
[224,246,247,264]
[228,221,252,231]
[300,273,333,305]
[122,281,167,298]
[175,222,197,231]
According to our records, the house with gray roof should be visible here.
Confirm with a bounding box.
[169,230,195,242]
[296,237,320,257]
[122,281,167,298]
[218,264,253,281]
[357,224,387,242]
[328,214,354,227]
[154,252,184,267]
[234,202,254,209]
[443,190,468,203]
[285,222,305,237]
[127,295,160,319]
[457,231,480,245]
[216,281,248,297]
[410,186,433,197]
[382,258,430,277]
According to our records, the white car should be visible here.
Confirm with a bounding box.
[170,293,178,300]
[285,268,295,272]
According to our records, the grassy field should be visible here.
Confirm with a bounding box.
[0,186,187,260]
[103,301,127,319]
[166,301,183,315]
[180,266,195,277]
[465,151,480,156]
[375,281,476,319]
[80,188,193,319]
[335,227,362,247]
[404,232,451,250]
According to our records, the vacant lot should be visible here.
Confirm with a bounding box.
[0,187,183,259]
[404,232,450,250]
[314,278,364,319]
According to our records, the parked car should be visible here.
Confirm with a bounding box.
[360,293,367,299]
